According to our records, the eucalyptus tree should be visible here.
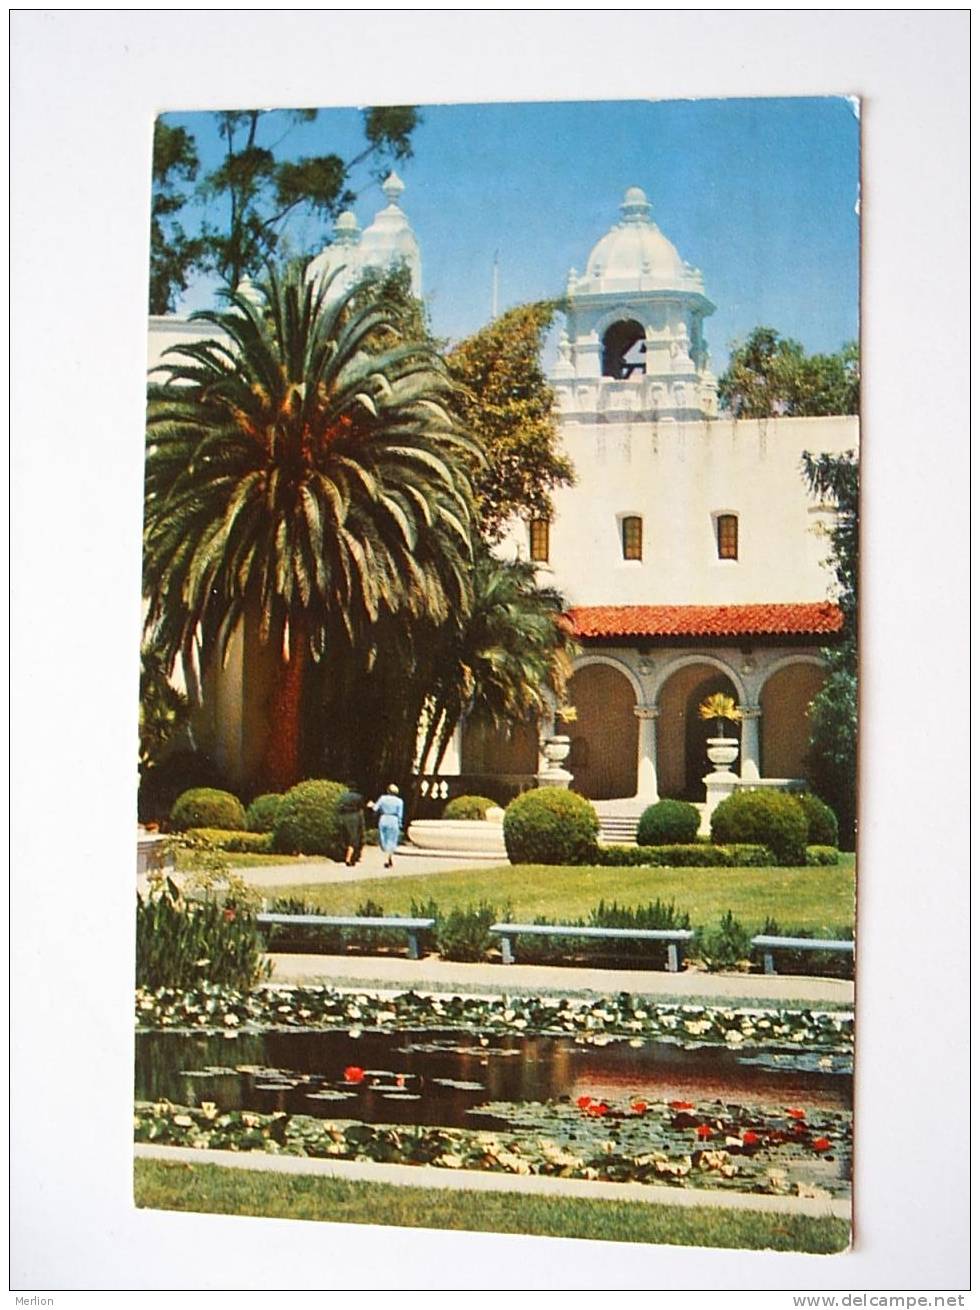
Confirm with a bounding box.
[143,262,478,790]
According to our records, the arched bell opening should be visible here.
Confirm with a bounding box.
[601,319,647,379]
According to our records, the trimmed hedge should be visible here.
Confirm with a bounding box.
[503,788,599,865]
[442,794,497,821]
[186,828,274,855]
[596,843,775,868]
[246,793,284,833]
[636,799,701,846]
[796,793,840,847]
[710,790,809,866]
[806,845,840,866]
[272,779,349,857]
[170,787,246,833]
[597,844,733,868]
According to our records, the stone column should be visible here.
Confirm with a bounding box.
[634,705,660,802]
[738,704,762,781]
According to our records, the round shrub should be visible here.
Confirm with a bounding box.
[710,789,808,866]
[503,787,599,865]
[246,793,284,833]
[139,749,228,824]
[442,795,497,821]
[795,793,839,847]
[272,779,348,857]
[636,799,701,846]
[170,787,246,833]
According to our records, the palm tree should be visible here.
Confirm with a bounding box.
[415,545,578,784]
[143,262,479,789]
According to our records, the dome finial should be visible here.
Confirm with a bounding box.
[382,170,405,205]
[620,186,653,224]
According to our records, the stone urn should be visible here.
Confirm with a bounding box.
[542,734,571,767]
[706,736,739,772]
[537,734,573,789]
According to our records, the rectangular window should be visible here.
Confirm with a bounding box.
[529,518,550,562]
[622,515,643,561]
[717,513,738,560]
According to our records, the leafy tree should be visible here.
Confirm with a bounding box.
[197,107,419,292]
[143,261,478,791]
[447,301,575,540]
[139,641,191,773]
[801,449,859,847]
[416,545,577,780]
[149,121,204,314]
[719,327,859,418]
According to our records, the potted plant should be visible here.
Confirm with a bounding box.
[698,693,742,771]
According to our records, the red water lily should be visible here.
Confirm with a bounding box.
[669,1100,694,1110]
[695,1123,714,1139]
[631,1100,648,1115]
[786,1107,806,1120]
[812,1137,831,1152]
[344,1066,366,1084]
[742,1130,761,1146]
[586,1102,610,1118]
[576,1095,593,1109]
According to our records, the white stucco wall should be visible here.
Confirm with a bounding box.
[502,412,857,607]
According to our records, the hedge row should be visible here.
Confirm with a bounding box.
[185,828,274,855]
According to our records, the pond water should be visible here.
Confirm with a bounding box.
[136,1027,851,1131]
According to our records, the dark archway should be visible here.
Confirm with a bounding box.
[602,320,646,379]
[567,663,638,799]
[683,673,741,797]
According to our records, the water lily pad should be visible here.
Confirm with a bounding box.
[431,1078,486,1091]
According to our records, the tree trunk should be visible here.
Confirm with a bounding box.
[259,616,307,792]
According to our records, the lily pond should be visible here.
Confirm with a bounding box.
[135,985,853,1200]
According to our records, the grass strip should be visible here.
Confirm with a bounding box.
[258,858,855,936]
[134,1160,849,1253]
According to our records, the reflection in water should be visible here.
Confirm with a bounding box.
[136,1028,851,1131]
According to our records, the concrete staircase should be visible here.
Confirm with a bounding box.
[593,799,711,845]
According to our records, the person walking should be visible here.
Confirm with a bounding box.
[338,784,366,867]
[370,784,404,869]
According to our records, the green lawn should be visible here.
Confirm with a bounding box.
[258,854,855,935]
[134,1160,849,1253]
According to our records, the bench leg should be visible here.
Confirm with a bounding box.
[666,943,679,973]
[500,935,515,965]
[406,932,420,961]
[763,951,776,976]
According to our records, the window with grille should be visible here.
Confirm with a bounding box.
[529,518,550,562]
[622,515,643,561]
[716,513,738,560]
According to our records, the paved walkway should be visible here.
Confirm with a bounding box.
[264,951,853,1006]
[139,844,503,895]
[134,1144,851,1220]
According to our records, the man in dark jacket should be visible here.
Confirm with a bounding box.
[338,785,366,867]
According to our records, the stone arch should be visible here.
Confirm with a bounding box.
[601,318,647,379]
[759,658,826,780]
[566,659,638,800]
[655,659,744,800]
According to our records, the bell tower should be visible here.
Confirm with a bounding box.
[552,187,718,422]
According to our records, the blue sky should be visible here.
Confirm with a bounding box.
[163,97,859,373]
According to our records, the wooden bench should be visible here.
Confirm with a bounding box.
[489,922,694,972]
[751,934,854,976]
[257,913,435,961]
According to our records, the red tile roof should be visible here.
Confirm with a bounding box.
[566,602,843,640]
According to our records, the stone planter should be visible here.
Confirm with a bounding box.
[706,735,739,771]
[406,819,507,856]
[536,734,573,789]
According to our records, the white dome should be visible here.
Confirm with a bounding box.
[307,172,421,301]
[583,186,686,286]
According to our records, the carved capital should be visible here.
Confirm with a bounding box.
[738,704,762,720]
[634,704,660,721]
